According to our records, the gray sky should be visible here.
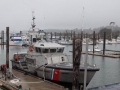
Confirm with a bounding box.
[0,0,120,31]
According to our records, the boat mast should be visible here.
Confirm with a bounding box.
[83,7,87,90]
[31,11,36,31]
[110,22,115,40]
[81,7,84,32]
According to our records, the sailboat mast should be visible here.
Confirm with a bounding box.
[110,22,115,40]
[81,7,84,32]
[32,11,36,31]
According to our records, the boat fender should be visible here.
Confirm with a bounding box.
[28,44,33,52]
[0,64,6,70]
[14,54,19,60]
[10,79,19,83]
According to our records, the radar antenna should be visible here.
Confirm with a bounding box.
[31,11,36,31]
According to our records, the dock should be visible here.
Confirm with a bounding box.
[81,51,120,58]
[69,49,120,58]
[87,82,120,90]
[0,69,67,90]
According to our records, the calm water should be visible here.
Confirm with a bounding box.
[0,44,120,88]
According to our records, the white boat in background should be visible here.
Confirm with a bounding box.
[116,36,120,44]
[108,39,117,44]
[9,33,23,46]
[82,39,93,45]
[88,46,102,52]
[58,38,72,45]
[97,39,108,44]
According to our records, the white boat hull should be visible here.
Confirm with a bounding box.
[9,41,22,46]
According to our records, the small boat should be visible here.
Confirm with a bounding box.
[9,33,23,46]
[58,39,72,45]
[97,39,108,44]
[108,39,117,44]
[11,40,99,86]
[88,46,102,52]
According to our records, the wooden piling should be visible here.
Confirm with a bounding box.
[74,31,75,39]
[55,32,56,40]
[1,31,4,46]
[64,32,65,40]
[51,32,52,41]
[98,34,100,40]
[72,38,82,90]
[103,32,106,55]
[66,30,68,39]
[6,27,9,68]
[93,31,95,53]
[60,32,61,40]
[20,31,22,35]
[71,30,72,40]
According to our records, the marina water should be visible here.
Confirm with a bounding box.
[0,44,120,89]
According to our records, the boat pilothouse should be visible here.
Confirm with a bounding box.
[26,40,67,67]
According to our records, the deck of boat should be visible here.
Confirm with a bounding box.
[0,69,67,90]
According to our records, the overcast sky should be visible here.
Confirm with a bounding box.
[0,0,120,31]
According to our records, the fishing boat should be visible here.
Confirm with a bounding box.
[11,40,99,86]
[26,11,45,44]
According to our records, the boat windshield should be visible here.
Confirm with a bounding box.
[57,48,64,53]
[42,48,49,53]
[35,47,41,53]
[50,49,56,53]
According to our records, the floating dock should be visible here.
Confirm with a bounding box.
[87,82,120,90]
[0,69,67,90]
[70,49,120,58]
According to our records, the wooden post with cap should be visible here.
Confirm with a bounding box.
[103,32,106,55]
[93,31,95,53]
[72,38,82,90]
[6,27,9,68]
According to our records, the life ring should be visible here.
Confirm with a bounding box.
[10,79,19,84]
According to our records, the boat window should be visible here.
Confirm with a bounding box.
[57,48,64,53]
[50,49,56,53]
[35,47,39,52]
[35,47,41,53]
[42,49,49,53]
[38,48,41,53]
[33,38,36,42]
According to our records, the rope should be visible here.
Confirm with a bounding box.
[18,81,44,84]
